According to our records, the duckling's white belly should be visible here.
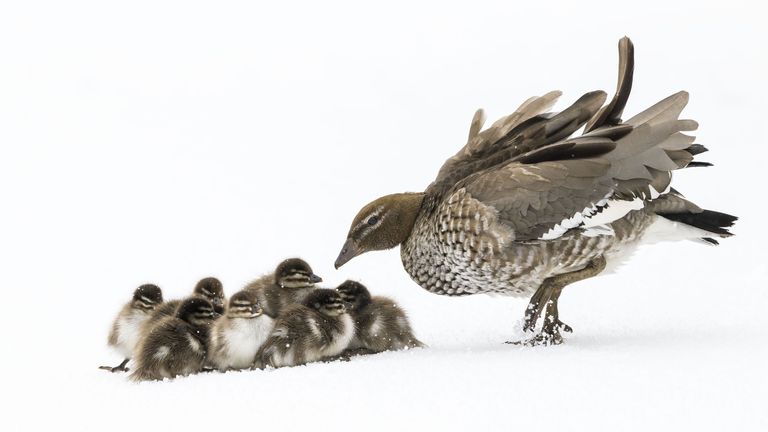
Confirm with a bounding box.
[320,314,354,357]
[115,311,148,358]
[216,316,274,370]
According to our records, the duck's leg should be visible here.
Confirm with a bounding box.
[520,282,551,333]
[99,358,130,373]
[509,256,606,346]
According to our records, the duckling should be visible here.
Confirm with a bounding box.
[335,37,737,345]
[100,284,163,372]
[244,258,322,318]
[207,290,274,371]
[336,280,424,354]
[143,276,225,330]
[196,277,226,316]
[255,289,353,368]
[130,297,215,381]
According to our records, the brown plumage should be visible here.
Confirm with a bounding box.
[335,37,737,345]
[336,280,424,353]
[100,284,163,372]
[243,258,322,318]
[130,297,216,381]
[255,289,354,368]
[142,277,226,331]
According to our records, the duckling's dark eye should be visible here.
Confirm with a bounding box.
[367,216,379,225]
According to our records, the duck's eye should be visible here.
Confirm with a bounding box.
[367,215,379,225]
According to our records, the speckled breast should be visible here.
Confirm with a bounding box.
[401,195,656,298]
[399,192,542,297]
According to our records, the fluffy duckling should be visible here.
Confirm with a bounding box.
[100,284,163,372]
[143,277,225,330]
[336,280,424,353]
[130,297,216,381]
[255,289,353,368]
[208,290,274,371]
[244,258,322,318]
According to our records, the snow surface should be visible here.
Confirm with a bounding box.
[1,1,766,431]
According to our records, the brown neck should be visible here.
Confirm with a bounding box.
[393,192,425,245]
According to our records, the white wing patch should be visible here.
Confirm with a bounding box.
[582,197,644,228]
[539,195,645,241]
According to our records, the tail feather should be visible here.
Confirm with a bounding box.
[644,190,737,244]
[685,161,714,168]
[657,209,737,237]
[686,144,708,156]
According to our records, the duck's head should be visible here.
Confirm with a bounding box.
[304,289,347,317]
[227,290,263,319]
[177,297,216,326]
[335,192,425,269]
[194,277,226,315]
[275,258,322,288]
[131,284,163,310]
[335,280,371,312]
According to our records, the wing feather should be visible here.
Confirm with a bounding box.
[430,37,709,242]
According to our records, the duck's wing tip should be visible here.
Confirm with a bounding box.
[585,36,635,133]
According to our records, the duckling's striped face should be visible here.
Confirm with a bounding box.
[178,298,216,326]
[194,277,225,314]
[227,293,263,319]
[132,284,163,311]
[335,280,371,311]
[275,258,322,289]
[307,290,347,317]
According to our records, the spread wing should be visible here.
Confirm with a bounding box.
[428,90,607,198]
[429,38,640,200]
[457,90,700,241]
[448,38,705,241]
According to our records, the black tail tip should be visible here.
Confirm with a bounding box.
[659,209,738,237]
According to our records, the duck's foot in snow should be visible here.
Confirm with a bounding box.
[507,319,571,346]
[99,358,129,373]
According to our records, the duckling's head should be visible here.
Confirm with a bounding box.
[335,280,371,312]
[132,284,163,310]
[227,290,263,319]
[335,192,425,269]
[275,258,322,288]
[304,289,347,317]
[194,277,225,315]
[177,297,216,326]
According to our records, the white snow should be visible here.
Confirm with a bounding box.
[1,1,766,431]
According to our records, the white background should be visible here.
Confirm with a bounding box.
[1,1,765,431]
